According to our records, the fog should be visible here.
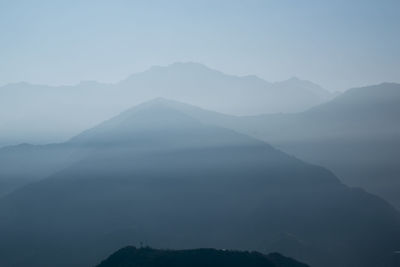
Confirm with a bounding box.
[1,1,400,267]
[1,1,400,90]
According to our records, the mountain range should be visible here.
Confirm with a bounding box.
[84,82,400,210]
[0,99,399,267]
[1,82,399,210]
[0,62,332,147]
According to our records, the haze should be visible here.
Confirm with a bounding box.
[1,1,400,267]
[1,0,399,91]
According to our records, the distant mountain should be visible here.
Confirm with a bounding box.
[0,62,332,147]
[0,100,399,267]
[96,247,309,267]
[118,62,331,115]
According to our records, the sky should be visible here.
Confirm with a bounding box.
[0,0,399,91]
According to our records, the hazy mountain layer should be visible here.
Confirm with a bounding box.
[232,83,400,209]
[117,83,400,210]
[0,62,332,147]
[0,100,399,267]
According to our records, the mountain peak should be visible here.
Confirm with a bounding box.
[68,99,209,145]
[273,77,330,99]
[168,61,210,69]
[276,76,320,87]
[328,82,400,105]
[68,99,265,150]
[139,62,222,76]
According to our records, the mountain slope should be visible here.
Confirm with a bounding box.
[96,247,309,267]
[0,100,399,267]
[233,83,400,209]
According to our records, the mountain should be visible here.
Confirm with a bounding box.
[96,246,309,267]
[0,99,399,267]
[0,62,332,147]
[118,62,331,115]
[152,83,400,209]
[229,83,400,209]
[132,84,400,210]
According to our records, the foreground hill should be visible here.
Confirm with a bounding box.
[0,62,331,147]
[96,247,309,267]
[0,100,399,267]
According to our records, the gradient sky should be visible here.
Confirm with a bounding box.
[0,0,399,91]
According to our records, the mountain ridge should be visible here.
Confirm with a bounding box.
[0,62,333,147]
[0,99,399,267]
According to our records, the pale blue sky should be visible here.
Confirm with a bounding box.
[0,0,399,90]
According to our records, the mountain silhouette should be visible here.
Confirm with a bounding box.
[0,99,399,267]
[96,246,309,267]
